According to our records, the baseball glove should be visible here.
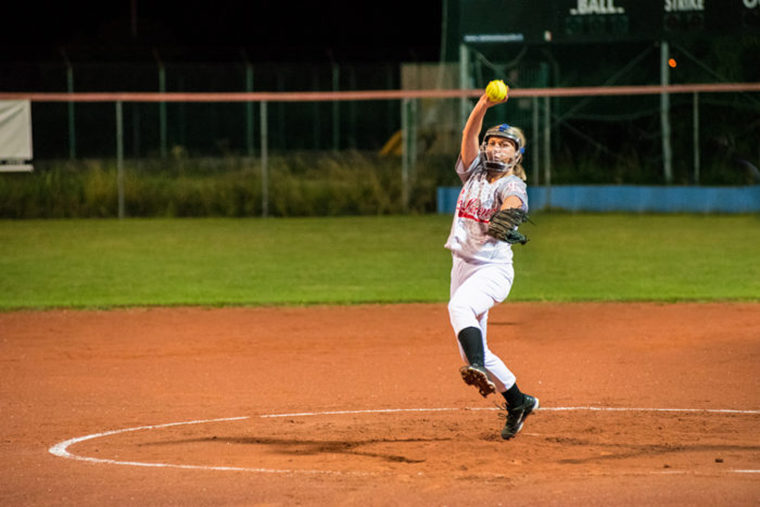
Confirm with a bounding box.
[487,208,530,245]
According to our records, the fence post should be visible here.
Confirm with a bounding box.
[348,67,357,149]
[409,98,418,181]
[693,91,700,184]
[61,49,76,160]
[260,100,269,218]
[532,96,540,186]
[660,41,673,184]
[159,66,167,158]
[116,101,125,219]
[312,68,320,149]
[543,96,552,209]
[155,50,167,159]
[66,66,76,160]
[458,43,470,128]
[401,98,410,212]
[246,63,255,157]
[332,64,340,151]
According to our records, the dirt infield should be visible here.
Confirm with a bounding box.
[1,303,759,505]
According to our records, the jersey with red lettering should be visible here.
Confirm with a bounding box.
[444,155,529,263]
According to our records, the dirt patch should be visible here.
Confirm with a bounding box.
[1,303,759,505]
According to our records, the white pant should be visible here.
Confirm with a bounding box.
[448,254,516,392]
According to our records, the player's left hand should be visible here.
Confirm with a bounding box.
[487,208,530,244]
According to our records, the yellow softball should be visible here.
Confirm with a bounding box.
[485,80,508,102]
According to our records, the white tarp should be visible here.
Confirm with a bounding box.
[0,100,33,171]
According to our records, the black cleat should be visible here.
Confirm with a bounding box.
[501,394,539,440]
[459,365,496,398]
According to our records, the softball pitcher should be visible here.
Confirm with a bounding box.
[445,90,538,440]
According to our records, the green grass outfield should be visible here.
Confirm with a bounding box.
[1,213,758,310]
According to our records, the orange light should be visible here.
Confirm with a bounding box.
[668,58,678,68]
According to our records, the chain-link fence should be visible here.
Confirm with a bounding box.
[1,53,759,218]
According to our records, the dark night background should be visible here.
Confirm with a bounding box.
[0,1,444,63]
[0,1,758,187]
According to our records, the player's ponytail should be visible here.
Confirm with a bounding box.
[512,163,527,182]
[506,126,527,182]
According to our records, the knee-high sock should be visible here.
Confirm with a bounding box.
[457,326,484,366]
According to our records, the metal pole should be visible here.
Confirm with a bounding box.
[312,68,320,149]
[532,96,539,185]
[260,100,269,218]
[660,41,673,184]
[386,64,394,144]
[410,98,418,181]
[159,64,167,158]
[401,98,409,212]
[693,91,700,185]
[246,64,254,157]
[459,43,469,128]
[349,67,357,149]
[332,63,340,151]
[543,96,551,209]
[62,51,76,160]
[116,101,125,219]
[154,49,167,159]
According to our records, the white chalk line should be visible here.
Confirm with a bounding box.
[49,406,760,476]
[48,415,370,476]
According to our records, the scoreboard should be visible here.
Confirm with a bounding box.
[458,0,760,45]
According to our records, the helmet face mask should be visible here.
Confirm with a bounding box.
[480,124,525,173]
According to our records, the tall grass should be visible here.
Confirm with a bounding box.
[0,152,455,218]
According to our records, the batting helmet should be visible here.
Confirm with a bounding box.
[480,123,526,173]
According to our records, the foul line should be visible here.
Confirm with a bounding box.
[49,406,760,476]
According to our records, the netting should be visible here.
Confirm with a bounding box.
[1,78,759,217]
